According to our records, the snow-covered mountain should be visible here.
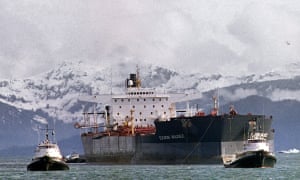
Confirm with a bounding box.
[1,61,300,153]
[1,61,300,124]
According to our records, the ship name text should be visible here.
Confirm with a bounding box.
[158,134,185,141]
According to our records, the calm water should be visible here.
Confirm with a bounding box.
[0,153,299,180]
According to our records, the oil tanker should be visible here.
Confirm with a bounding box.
[75,68,274,164]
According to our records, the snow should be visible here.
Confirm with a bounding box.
[33,115,48,124]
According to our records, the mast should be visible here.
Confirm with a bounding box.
[54,108,57,143]
[130,109,135,135]
[45,124,49,141]
[41,124,55,143]
[212,95,219,116]
[136,65,141,88]
[210,88,220,116]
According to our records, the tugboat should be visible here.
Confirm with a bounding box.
[27,125,69,171]
[65,152,86,163]
[222,119,276,168]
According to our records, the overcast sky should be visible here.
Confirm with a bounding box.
[0,0,300,78]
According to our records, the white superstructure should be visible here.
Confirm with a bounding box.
[244,132,270,152]
[112,87,176,128]
[33,140,63,160]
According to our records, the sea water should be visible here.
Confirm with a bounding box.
[0,152,299,180]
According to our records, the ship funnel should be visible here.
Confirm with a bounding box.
[126,73,141,88]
